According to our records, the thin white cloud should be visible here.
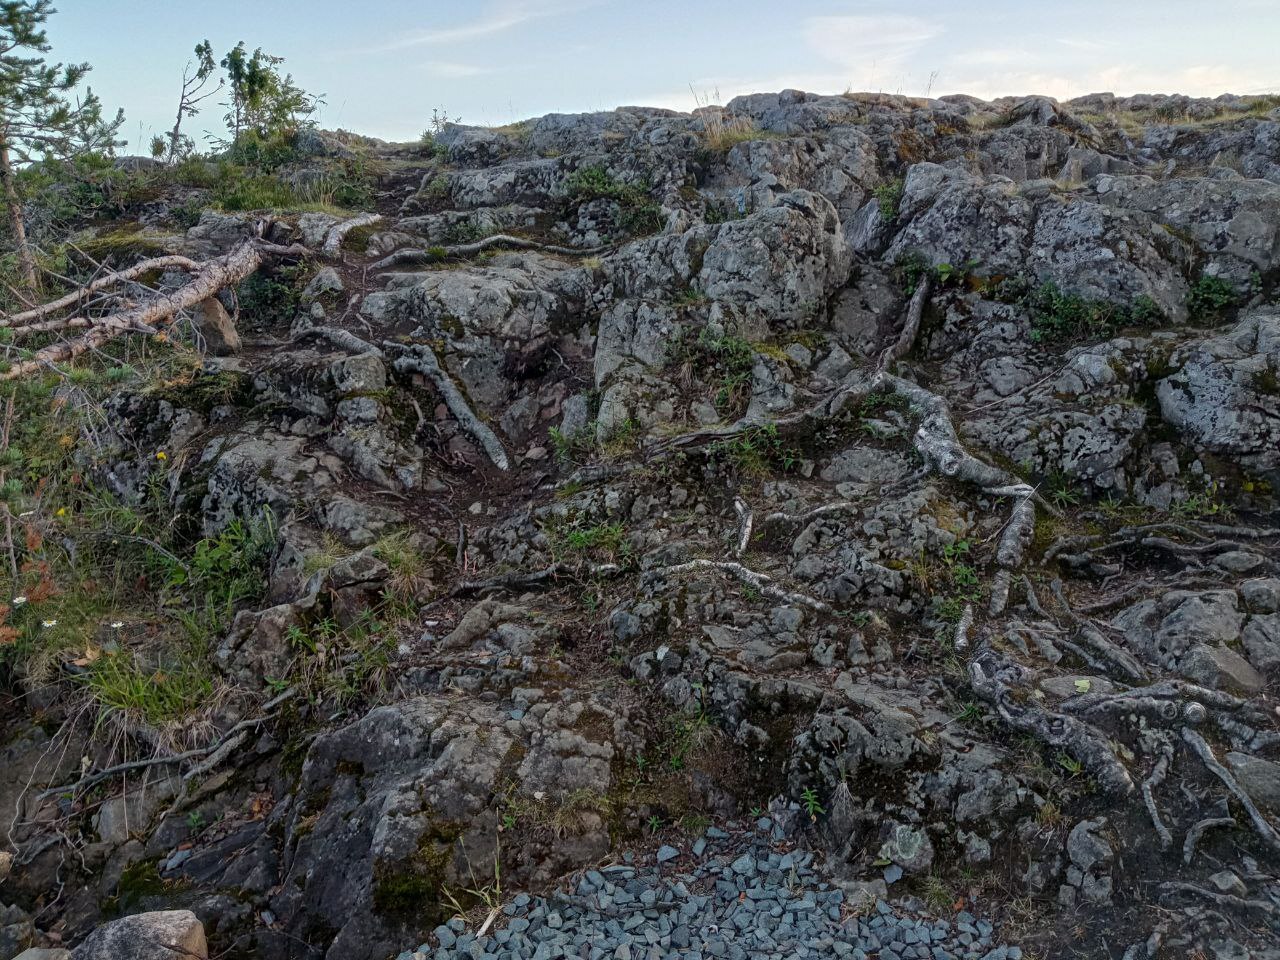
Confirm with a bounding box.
[381,0,599,50]
[935,61,1274,101]
[803,15,942,70]
[423,62,494,79]
[1055,37,1116,52]
[949,48,1037,68]
[635,15,944,111]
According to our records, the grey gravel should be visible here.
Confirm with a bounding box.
[396,823,1020,960]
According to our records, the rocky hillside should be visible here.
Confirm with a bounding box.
[3,88,1280,960]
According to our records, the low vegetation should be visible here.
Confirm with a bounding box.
[565,165,663,236]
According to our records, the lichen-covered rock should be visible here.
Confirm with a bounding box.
[70,910,207,960]
[1157,310,1280,476]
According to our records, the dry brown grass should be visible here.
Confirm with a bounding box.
[698,109,762,151]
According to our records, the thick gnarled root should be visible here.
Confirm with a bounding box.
[389,342,510,471]
[969,651,1133,795]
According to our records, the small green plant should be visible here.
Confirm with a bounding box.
[1186,274,1237,324]
[187,811,207,831]
[680,813,710,834]
[709,424,801,477]
[918,874,955,913]
[874,178,905,222]
[991,279,1166,344]
[1170,479,1232,520]
[235,264,309,330]
[598,418,641,459]
[955,701,983,725]
[422,175,450,200]
[1055,751,1084,777]
[669,325,757,416]
[1047,474,1080,509]
[1036,800,1064,828]
[800,786,825,820]
[545,518,629,563]
[548,425,594,465]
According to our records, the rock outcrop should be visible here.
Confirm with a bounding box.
[4,89,1280,960]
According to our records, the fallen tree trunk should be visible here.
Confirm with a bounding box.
[0,240,309,382]
[0,254,200,328]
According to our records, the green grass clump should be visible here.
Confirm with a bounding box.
[546,518,629,563]
[85,650,214,726]
[565,165,663,237]
[709,424,801,477]
[669,326,757,417]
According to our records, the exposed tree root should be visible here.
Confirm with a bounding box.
[1009,617,1064,663]
[870,373,1050,584]
[38,686,297,800]
[1021,575,1052,618]
[0,254,199,328]
[1142,736,1174,849]
[1050,579,1148,682]
[450,563,572,597]
[969,651,1133,795]
[733,498,753,556]
[1160,881,1278,917]
[372,234,612,270]
[651,558,831,612]
[762,502,858,527]
[293,323,382,356]
[954,604,974,651]
[997,496,1036,569]
[321,212,382,256]
[876,275,932,372]
[1183,815,1236,865]
[988,569,1012,616]
[1181,727,1280,852]
[388,342,511,470]
[644,367,879,457]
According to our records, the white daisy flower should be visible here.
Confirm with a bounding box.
[12,596,26,606]
[41,619,57,628]
[111,621,124,629]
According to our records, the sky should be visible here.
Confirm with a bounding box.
[48,0,1280,151]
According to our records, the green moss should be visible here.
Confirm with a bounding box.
[341,223,379,251]
[151,369,255,416]
[371,818,462,920]
[372,868,445,917]
[101,859,185,916]
[1252,367,1280,396]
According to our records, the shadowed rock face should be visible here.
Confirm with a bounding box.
[5,89,1280,960]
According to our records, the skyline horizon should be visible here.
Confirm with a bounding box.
[46,1,1280,152]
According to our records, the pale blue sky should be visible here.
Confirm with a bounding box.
[51,0,1280,150]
